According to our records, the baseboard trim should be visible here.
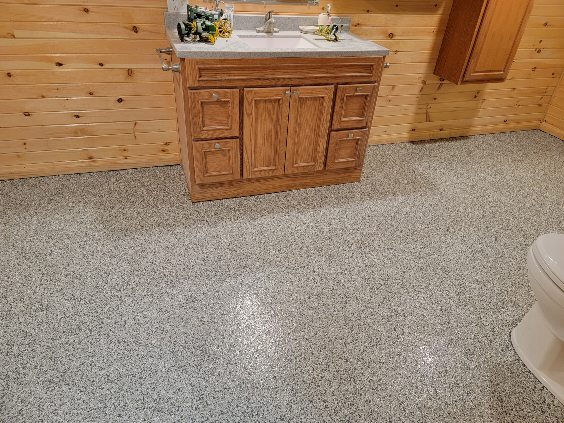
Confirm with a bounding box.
[540,122,564,140]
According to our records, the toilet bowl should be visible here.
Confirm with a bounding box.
[512,233,564,403]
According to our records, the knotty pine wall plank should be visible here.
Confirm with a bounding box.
[541,74,564,138]
[1,0,563,180]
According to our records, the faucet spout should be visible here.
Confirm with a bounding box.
[256,10,279,34]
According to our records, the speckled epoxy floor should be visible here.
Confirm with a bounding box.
[1,130,564,422]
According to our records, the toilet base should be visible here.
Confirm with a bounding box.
[512,303,564,404]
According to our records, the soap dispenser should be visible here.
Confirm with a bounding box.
[318,4,331,26]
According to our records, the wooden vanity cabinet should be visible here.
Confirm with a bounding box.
[434,0,533,84]
[175,56,384,202]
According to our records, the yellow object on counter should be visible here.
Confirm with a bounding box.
[216,19,233,39]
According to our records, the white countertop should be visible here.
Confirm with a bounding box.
[166,13,389,59]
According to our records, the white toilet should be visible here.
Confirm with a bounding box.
[512,233,564,403]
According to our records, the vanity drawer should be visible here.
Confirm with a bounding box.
[188,89,240,139]
[326,129,369,170]
[332,83,379,130]
[192,138,241,184]
[184,56,384,88]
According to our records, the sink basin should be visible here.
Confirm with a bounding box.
[238,34,317,49]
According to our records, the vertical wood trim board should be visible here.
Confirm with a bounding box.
[541,73,564,139]
[1,0,563,180]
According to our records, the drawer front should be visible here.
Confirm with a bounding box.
[188,89,240,139]
[332,84,379,130]
[193,139,241,184]
[326,129,369,170]
[184,56,384,88]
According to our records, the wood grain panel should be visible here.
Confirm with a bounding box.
[0,0,177,179]
[541,73,564,139]
[333,84,379,130]
[326,129,369,170]
[242,87,290,179]
[464,0,534,82]
[189,167,362,202]
[285,85,334,174]
[188,89,240,139]
[1,0,563,180]
[184,56,384,88]
[433,0,487,85]
[192,138,241,184]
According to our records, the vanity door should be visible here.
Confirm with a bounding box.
[285,85,334,174]
[243,87,290,179]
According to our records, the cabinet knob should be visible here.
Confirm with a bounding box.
[212,93,220,101]
[214,143,221,149]
[285,90,291,96]
[293,89,300,96]
[356,87,364,93]
[348,132,354,139]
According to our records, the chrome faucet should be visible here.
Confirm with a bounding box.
[256,10,279,34]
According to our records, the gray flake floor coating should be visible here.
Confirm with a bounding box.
[1,130,564,422]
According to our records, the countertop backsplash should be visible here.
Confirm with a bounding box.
[168,0,185,12]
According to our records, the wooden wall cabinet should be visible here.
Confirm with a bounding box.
[434,0,534,85]
[174,56,384,202]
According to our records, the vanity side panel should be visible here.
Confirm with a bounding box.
[434,0,488,85]
[173,61,192,193]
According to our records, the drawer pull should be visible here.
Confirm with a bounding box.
[356,87,364,93]
[285,90,291,96]
[212,93,220,101]
[214,143,221,149]
[348,132,354,139]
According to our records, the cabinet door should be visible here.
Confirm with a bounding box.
[285,85,334,175]
[243,87,290,179]
[326,129,369,170]
[192,139,241,184]
[332,84,378,130]
[464,0,533,82]
[188,89,240,139]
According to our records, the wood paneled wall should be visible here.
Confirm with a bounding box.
[1,0,563,180]
[542,74,564,139]
[0,0,179,179]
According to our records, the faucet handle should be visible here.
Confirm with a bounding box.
[265,10,274,20]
